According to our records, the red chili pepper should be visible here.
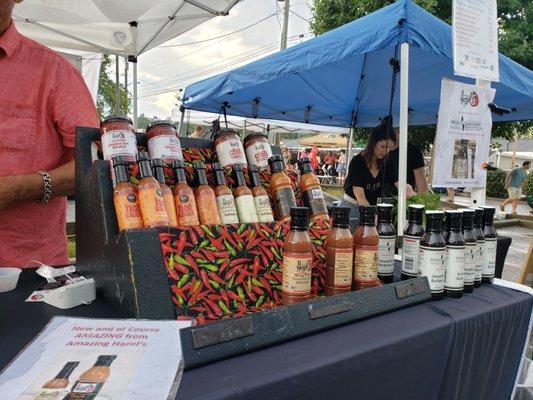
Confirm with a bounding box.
[225,265,240,279]
[200,249,216,262]
[196,314,206,324]
[260,277,272,296]
[219,260,230,274]
[190,250,202,258]
[161,243,175,254]
[200,270,213,291]
[210,237,225,251]
[189,306,206,313]
[273,290,281,304]
[261,246,274,259]
[271,271,282,282]
[185,255,200,275]
[175,263,188,274]
[252,257,260,278]
[243,282,257,302]
[232,258,249,265]
[251,285,264,296]
[187,278,198,295]
[189,287,202,304]
[220,229,237,248]
[171,285,186,297]
[212,251,229,258]
[168,268,179,281]
[235,274,245,285]
[204,298,223,316]
[177,233,187,254]
[192,225,204,237]
[208,271,224,285]
[228,291,244,303]
[220,289,230,307]
[181,282,191,293]
[263,272,275,280]
[189,229,198,244]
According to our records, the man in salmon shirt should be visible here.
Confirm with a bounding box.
[0,0,99,267]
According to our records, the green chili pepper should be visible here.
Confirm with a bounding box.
[193,280,201,292]
[174,255,190,266]
[227,275,235,289]
[168,255,175,270]
[237,224,247,234]
[209,279,220,289]
[201,226,215,237]
[177,274,190,288]
[198,239,210,249]
[255,295,266,308]
[251,278,264,287]
[202,264,218,272]
[177,295,184,306]
[233,300,238,308]
[271,247,280,259]
[224,240,237,256]
[218,300,230,314]
[206,245,217,251]
[237,286,245,299]
[312,239,322,246]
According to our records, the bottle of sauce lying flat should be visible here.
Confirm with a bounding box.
[136,152,169,228]
[418,211,446,300]
[268,155,297,222]
[112,156,143,231]
[172,160,200,226]
[213,162,239,224]
[249,165,274,222]
[282,207,313,305]
[34,361,79,400]
[297,157,329,220]
[401,204,425,280]
[481,206,497,284]
[233,165,259,223]
[444,210,465,298]
[64,355,116,400]
[325,206,353,296]
[471,207,485,287]
[377,203,396,284]
[458,208,476,293]
[194,162,221,225]
[152,158,178,228]
[353,205,380,290]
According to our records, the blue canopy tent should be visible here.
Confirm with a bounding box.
[181,0,533,229]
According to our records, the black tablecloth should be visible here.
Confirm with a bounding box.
[1,267,531,400]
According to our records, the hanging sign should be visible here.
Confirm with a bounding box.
[432,79,496,188]
[452,0,499,82]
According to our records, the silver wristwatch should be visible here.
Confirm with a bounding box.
[38,171,52,204]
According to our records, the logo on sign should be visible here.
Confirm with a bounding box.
[459,90,479,107]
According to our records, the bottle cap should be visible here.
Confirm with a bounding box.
[95,355,117,367]
[151,158,166,184]
[249,165,261,188]
[425,210,444,232]
[268,155,285,173]
[55,362,80,379]
[331,206,350,228]
[359,205,376,226]
[194,161,206,169]
[112,156,127,167]
[172,159,187,183]
[137,152,153,178]
[408,204,425,223]
[458,208,475,229]
[445,210,463,231]
[136,151,150,162]
[297,157,313,174]
[470,207,484,228]
[377,203,393,222]
[172,159,185,169]
[481,206,496,226]
[234,164,247,187]
[290,207,309,230]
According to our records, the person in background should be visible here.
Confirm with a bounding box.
[309,146,320,173]
[323,150,336,175]
[0,0,99,267]
[282,147,291,169]
[500,160,530,215]
[299,147,310,160]
[190,125,204,139]
[337,149,347,181]
[340,123,415,226]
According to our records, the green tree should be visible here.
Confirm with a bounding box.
[97,54,130,118]
[310,0,532,148]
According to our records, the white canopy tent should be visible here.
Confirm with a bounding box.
[13,0,240,126]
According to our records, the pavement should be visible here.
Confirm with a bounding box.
[443,195,531,216]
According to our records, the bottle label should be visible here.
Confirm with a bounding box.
[463,243,476,285]
[163,192,178,227]
[245,139,272,168]
[402,235,420,276]
[138,187,169,227]
[282,252,312,296]
[354,245,378,282]
[483,238,497,278]
[215,137,247,167]
[148,135,183,161]
[63,381,104,399]
[114,192,143,230]
[274,186,297,219]
[418,246,445,293]
[254,194,274,222]
[378,236,395,275]
[332,248,353,287]
[445,246,465,290]
[235,194,259,223]
[475,241,484,282]
[175,189,199,226]
[32,389,67,400]
[101,129,138,160]
[196,191,221,225]
[216,194,239,224]
[302,187,328,216]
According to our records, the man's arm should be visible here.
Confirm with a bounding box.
[413,167,429,193]
[504,170,513,189]
[0,160,74,211]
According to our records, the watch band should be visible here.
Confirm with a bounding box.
[38,171,52,204]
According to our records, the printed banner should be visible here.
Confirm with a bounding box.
[433,79,496,188]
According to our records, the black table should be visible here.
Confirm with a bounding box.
[1,268,531,400]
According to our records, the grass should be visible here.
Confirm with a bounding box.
[67,235,76,259]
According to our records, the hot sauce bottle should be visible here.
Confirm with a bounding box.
[282,207,313,305]
[194,162,221,225]
[418,211,446,300]
[33,361,79,400]
[249,165,274,222]
[268,155,297,222]
[137,152,169,228]
[213,162,239,224]
[64,355,116,400]
[325,206,353,296]
[152,158,178,228]
[481,206,497,284]
[353,205,379,290]
[233,165,259,223]
[112,156,143,231]
[376,203,396,284]
[459,208,476,293]
[471,207,485,288]
[401,204,425,280]
[297,157,328,220]
[172,160,200,226]
[444,210,465,299]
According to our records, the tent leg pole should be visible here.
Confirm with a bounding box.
[115,55,120,114]
[398,42,409,234]
[346,126,354,166]
[133,60,138,130]
[124,57,128,116]
[177,109,185,137]
[471,78,490,207]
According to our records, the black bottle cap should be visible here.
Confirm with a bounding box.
[213,162,227,187]
[408,204,425,223]
[137,152,153,178]
[290,207,309,230]
[112,156,129,183]
[458,208,475,229]
[425,210,444,232]
[297,157,313,174]
[55,362,80,380]
[481,206,496,226]
[268,154,285,173]
[234,164,247,187]
[172,159,187,183]
[359,205,376,226]
[152,158,166,184]
[94,355,117,367]
[249,165,261,188]
[470,207,484,228]
[194,161,208,186]
[377,203,393,223]
[331,206,350,228]
[445,210,463,231]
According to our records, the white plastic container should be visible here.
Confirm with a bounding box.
[0,267,21,292]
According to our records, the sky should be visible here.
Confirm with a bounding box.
[134,0,313,119]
